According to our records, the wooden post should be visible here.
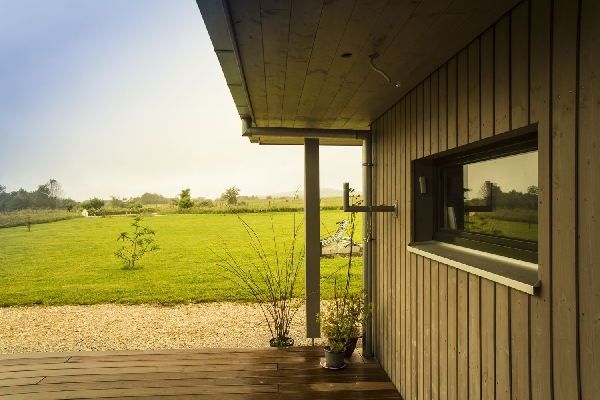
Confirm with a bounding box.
[304,138,321,338]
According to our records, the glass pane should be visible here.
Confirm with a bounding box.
[443,150,538,242]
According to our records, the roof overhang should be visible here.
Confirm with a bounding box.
[196,0,520,145]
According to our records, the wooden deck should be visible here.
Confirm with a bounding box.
[0,346,401,399]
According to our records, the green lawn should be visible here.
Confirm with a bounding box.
[0,211,363,307]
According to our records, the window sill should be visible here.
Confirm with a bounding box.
[407,241,540,295]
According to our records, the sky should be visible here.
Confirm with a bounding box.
[0,1,363,202]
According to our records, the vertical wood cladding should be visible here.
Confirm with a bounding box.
[371,0,598,398]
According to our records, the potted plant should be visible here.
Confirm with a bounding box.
[317,284,371,362]
[317,194,372,365]
[214,213,304,347]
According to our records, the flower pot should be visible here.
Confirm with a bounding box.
[344,336,359,358]
[324,345,346,368]
[269,337,294,347]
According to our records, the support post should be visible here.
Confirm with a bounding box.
[304,138,321,338]
[362,135,374,357]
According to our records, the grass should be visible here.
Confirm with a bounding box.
[0,210,364,307]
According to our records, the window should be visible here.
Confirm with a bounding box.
[409,126,540,292]
[434,138,538,263]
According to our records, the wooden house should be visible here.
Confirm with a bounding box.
[196,0,598,398]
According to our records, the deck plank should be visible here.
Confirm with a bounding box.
[0,347,400,399]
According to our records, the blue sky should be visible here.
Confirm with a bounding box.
[0,1,362,201]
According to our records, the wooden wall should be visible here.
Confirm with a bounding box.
[370,0,599,399]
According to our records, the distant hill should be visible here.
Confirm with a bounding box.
[263,188,362,199]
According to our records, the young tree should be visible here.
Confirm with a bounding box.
[221,186,240,205]
[178,188,194,209]
[114,216,159,270]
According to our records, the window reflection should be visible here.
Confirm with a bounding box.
[442,151,538,242]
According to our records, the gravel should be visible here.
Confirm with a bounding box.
[0,303,332,354]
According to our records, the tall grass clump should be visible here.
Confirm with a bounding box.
[214,213,304,347]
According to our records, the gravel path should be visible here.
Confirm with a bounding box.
[0,303,332,354]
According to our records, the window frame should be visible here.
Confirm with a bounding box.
[432,134,539,263]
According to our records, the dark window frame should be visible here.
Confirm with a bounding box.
[412,126,539,264]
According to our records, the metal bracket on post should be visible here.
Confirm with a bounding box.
[343,182,398,218]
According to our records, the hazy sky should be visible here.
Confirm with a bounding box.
[0,1,362,201]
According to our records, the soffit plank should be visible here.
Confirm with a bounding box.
[336,0,458,130]
[229,0,268,126]
[350,0,520,129]
[293,0,357,128]
[320,0,423,129]
[262,8,291,127]
[304,0,390,129]
[198,0,520,138]
[280,0,324,127]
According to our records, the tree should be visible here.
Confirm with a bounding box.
[47,179,63,205]
[178,188,194,209]
[110,196,126,208]
[82,197,105,211]
[139,192,169,205]
[221,186,240,205]
[114,216,159,270]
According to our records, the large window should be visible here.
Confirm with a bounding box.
[433,135,538,263]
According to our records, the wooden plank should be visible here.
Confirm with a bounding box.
[374,118,382,357]
[430,70,440,155]
[480,278,496,400]
[424,77,432,157]
[394,101,402,392]
[431,261,439,400]
[439,263,449,400]
[389,106,394,381]
[261,8,290,127]
[293,0,355,127]
[228,0,267,125]
[510,289,530,399]
[418,256,425,399]
[411,89,418,161]
[457,270,468,400]
[336,0,458,130]
[447,56,458,149]
[510,0,529,130]
[342,0,521,131]
[551,0,580,398]
[469,275,481,400]
[494,14,511,134]
[417,82,425,159]
[447,267,458,400]
[384,105,391,379]
[495,284,511,400]
[528,0,553,399]
[578,1,600,398]
[323,0,422,129]
[400,97,407,397]
[407,94,414,400]
[480,27,495,139]
[307,0,389,128]
[439,64,448,152]
[280,0,323,126]
[411,253,418,398]
[468,39,481,143]
[424,258,431,400]
[457,49,469,147]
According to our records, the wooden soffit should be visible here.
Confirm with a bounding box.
[196,0,519,142]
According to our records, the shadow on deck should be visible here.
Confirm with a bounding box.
[0,346,401,399]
